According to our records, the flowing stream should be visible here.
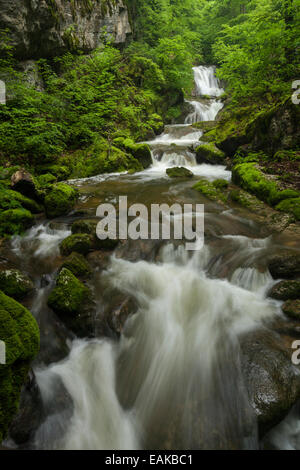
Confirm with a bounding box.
[5,66,300,450]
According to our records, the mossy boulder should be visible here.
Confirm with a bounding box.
[232,163,300,207]
[61,252,92,278]
[196,143,226,165]
[0,291,40,443]
[113,137,152,169]
[268,253,300,280]
[269,280,300,301]
[0,270,34,300]
[36,165,71,182]
[47,268,90,317]
[276,198,300,221]
[60,233,93,256]
[44,183,78,218]
[72,219,119,251]
[166,167,194,178]
[71,219,98,235]
[282,299,300,320]
[36,174,56,188]
[193,179,228,204]
[11,170,38,200]
[0,188,43,214]
[47,269,94,337]
[0,208,34,237]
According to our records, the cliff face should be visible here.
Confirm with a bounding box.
[0,0,132,59]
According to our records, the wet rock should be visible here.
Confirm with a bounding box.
[282,300,300,320]
[115,239,163,263]
[71,219,99,236]
[47,268,95,338]
[104,293,138,337]
[8,369,44,445]
[166,167,194,178]
[240,328,300,436]
[0,208,34,237]
[268,280,300,301]
[11,170,37,199]
[61,252,92,279]
[60,233,93,257]
[0,269,34,300]
[44,183,78,218]
[196,143,226,165]
[268,253,300,280]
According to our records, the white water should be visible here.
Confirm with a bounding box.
[185,100,224,124]
[21,65,283,450]
[193,65,224,97]
[33,243,279,449]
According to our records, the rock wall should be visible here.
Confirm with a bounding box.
[0,0,132,59]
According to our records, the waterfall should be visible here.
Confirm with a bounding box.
[146,65,225,171]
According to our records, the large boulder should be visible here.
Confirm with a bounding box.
[44,183,78,218]
[240,328,300,436]
[268,280,300,301]
[0,208,34,237]
[47,268,94,337]
[61,252,92,279]
[0,269,34,300]
[166,167,194,178]
[0,291,40,443]
[196,143,226,165]
[11,170,38,200]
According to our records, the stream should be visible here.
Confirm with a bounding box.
[4,66,300,450]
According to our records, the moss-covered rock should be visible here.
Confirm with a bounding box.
[36,173,57,187]
[282,299,300,320]
[0,188,43,214]
[60,233,93,256]
[61,252,92,278]
[0,291,40,443]
[47,268,90,317]
[193,179,227,204]
[44,183,78,218]
[229,188,267,212]
[36,165,71,182]
[166,167,194,178]
[276,198,300,221]
[113,137,152,169]
[0,270,34,300]
[0,208,34,237]
[196,143,226,165]
[232,163,300,207]
[71,219,98,235]
[269,280,300,301]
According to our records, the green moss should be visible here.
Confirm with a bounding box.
[274,150,300,162]
[276,198,300,221]
[0,270,34,300]
[36,165,71,182]
[196,143,226,165]
[113,138,152,169]
[193,179,227,204]
[0,188,43,214]
[44,183,78,218]
[47,268,90,316]
[71,219,98,235]
[230,188,266,212]
[213,179,229,190]
[36,174,57,187]
[61,252,92,278]
[232,163,300,207]
[60,233,93,256]
[0,291,40,442]
[282,300,300,320]
[0,208,34,237]
[166,167,194,178]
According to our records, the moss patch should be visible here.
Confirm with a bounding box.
[44,183,78,218]
[196,143,226,165]
[61,252,92,278]
[47,268,91,316]
[60,233,93,256]
[0,270,34,300]
[0,291,40,443]
[166,167,194,178]
[0,208,34,237]
[282,299,300,320]
[269,280,300,301]
[193,179,228,204]
[276,198,300,221]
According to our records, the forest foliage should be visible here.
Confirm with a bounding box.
[0,0,299,165]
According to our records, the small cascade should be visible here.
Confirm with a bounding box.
[185,100,224,124]
[193,65,224,97]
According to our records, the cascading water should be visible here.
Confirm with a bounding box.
[147,65,227,178]
[6,64,298,451]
